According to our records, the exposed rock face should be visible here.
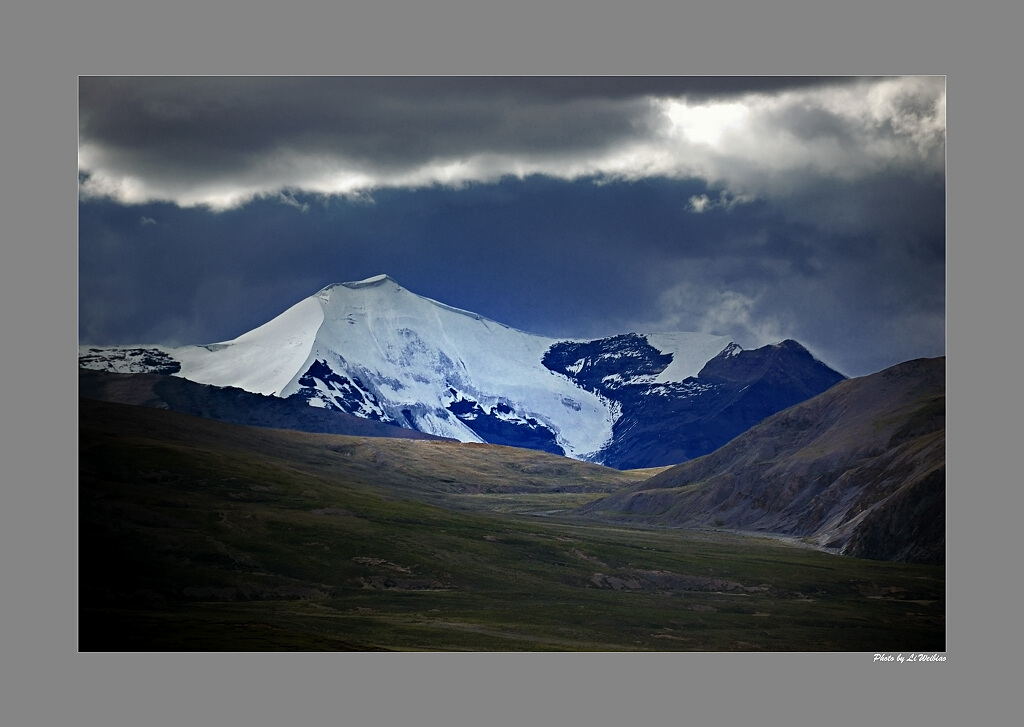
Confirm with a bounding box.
[543,337,846,469]
[579,357,945,564]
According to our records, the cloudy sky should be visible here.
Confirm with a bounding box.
[79,76,945,377]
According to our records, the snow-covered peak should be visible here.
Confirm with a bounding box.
[316,275,529,333]
[316,274,399,298]
[265,276,614,458]
[339,273,397,289]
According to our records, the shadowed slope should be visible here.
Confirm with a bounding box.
[579,357,945,564]
[79,397,944,651]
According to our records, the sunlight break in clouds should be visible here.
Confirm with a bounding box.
[663,100,750,146]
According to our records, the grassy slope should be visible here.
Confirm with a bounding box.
[80,399,944,651]
[578,358,945,563]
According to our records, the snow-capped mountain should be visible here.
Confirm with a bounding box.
[79,274,846,468]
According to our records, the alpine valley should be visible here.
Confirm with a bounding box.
[78,275,946,651]
[79,274,846,470]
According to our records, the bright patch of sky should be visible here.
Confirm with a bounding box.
[663,100,750,146]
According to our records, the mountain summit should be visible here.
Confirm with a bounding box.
[80,275,846,468]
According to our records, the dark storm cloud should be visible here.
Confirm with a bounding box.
[79,76,656,174]
[79,76,851,163]
[78,76,874,207]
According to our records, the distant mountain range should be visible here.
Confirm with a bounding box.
[578,357,945,564]
[80,274,845,469]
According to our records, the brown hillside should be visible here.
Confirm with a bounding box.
[579,357,945,564]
